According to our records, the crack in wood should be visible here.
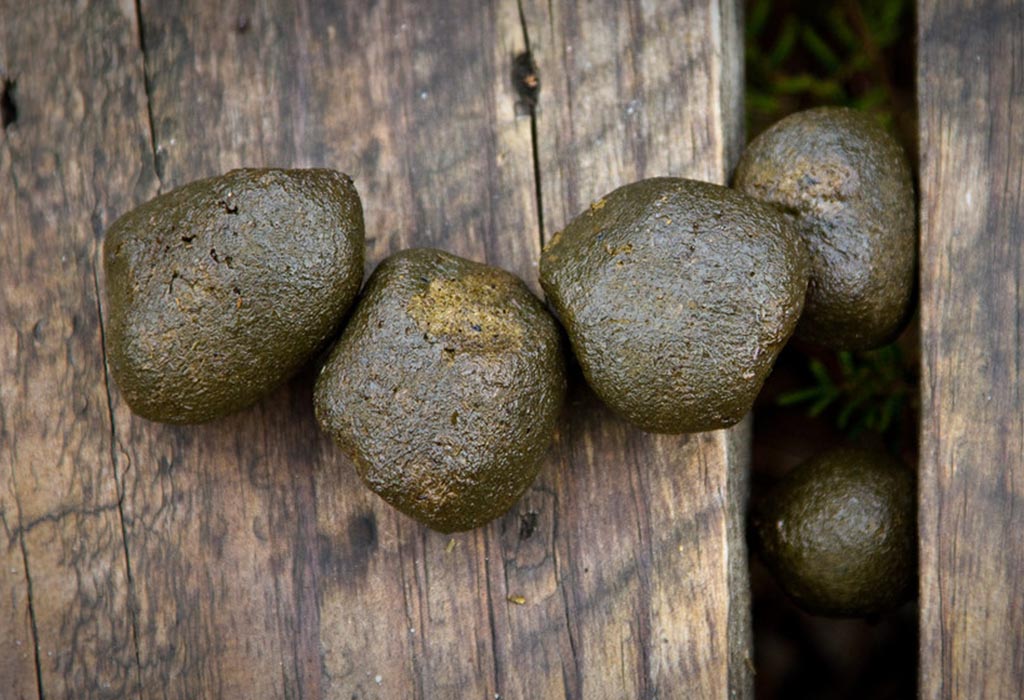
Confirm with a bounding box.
[7,502,121,544]
[723,421,753,696]
[515,0,546,247]
[395,517,425,700]
[16,514,45,700]
[482,535,503,700]
[557,584,581,698]
[3,373,43,700]
[626,458,654,698]
[92,267,143,697]
[550,503,582,698]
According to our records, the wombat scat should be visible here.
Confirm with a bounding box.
[314,248,566,533]
[734,107,916,349]
[540,177,808,434]
[104,168,364,423]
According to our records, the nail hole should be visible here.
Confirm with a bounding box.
[512,51,539,108]
[1,78,17,130]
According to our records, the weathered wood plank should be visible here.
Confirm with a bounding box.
[522,1,751,697]
[0,1,157,697]
[918,0,1024,696]
[303,2,542,697]
[525,0,743,230]
[122,1,540,697]
[0,76,39,700]
[113,4,351,697]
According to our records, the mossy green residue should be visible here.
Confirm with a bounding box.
[103,168,365,423]
[314,248,566,533]
[540,177,809,434]
[752,447,917,617]
[734,107,916,349]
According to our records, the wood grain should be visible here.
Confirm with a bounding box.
[2,0,748,697]
[519,1,751,696]
[0,1,157,697]
[918,0,1024,697]
[124,2,539,698]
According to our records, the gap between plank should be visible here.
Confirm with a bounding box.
[133,0,164,190]
[93,267,144,697]
[395,516,426,699]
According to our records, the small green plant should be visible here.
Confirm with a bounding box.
[776,345,916,439]
[745,0,912,137]
[747,0,917,446]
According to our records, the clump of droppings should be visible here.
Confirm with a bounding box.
[314,248,566,533]
[734,106,916,349]
[103,168,364,423]
[752,447,917,617]
[540,177,808,434]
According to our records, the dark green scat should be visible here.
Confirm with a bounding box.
[103,168,365,423]
[539,177,808,434]
[314,248,566,533]
[733,106,916,350]
[752,447,917,618]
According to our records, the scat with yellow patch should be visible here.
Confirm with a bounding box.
[407,273,526,354]
[314,249,566,533]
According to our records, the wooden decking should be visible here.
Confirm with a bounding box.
[1,0,1022,698]
[917,0,1024,697]
[1,1,750,698]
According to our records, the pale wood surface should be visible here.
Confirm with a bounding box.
[917,0,1024,697]
[0,1,749,698]
[0,3,155,698]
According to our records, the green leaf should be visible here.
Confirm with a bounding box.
[875,0,905,45]
[843,52,874,76]
[826,7,861,50]
[777,387,827,406]
[769,17,799,67]
[838,351,856,377]
[878,393,904,432]
[854,85,889,111]
[773,74,845,101]
[747,92,781,114]
[809,393,837,417]
[809,359,834,388]
[747,0,771,38]
[801,26,842,72]
[837,392,870,429]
